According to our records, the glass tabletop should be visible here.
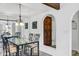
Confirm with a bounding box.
[8,38,38,45]
[8,38,26,45]
[3,35,12,37]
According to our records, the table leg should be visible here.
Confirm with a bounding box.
[37,42,39,56]
[30,48,32,56]
[5,43,7,56]
[21,45,23,55]
[16,46,19,56]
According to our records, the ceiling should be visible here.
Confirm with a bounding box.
[0,3,53,20]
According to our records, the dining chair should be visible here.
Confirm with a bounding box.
[29,33,33,42]
[24,33,33,55]
[24,33,40,56]
[7,41,17,56]
[29,34,40,56]
[7,37,24,56]
[15,32,21,38]
[1,34,7,56]
[1,32,10,56]
[1,32,16,56]
[1,35,16,56]
[34,34,40,41]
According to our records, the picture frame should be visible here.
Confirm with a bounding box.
[32,21,37,29]
[25,23,28,29]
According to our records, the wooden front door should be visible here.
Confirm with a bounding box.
[44,16,52,46]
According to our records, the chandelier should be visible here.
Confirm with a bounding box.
[16,4,24,26]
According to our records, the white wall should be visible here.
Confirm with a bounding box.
[21,17,31,39]
[22,3,79,56]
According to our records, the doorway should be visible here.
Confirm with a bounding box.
[44,16,52,46]
[72,11,79,56]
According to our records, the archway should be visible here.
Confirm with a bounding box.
[72,10,79,56]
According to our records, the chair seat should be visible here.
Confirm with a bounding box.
[9,45,17,53]
[8,45,16,53]
[10,48,16,53]
[28,44,37,48]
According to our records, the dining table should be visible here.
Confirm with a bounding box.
[7,37,39,56]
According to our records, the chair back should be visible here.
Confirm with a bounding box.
[15,32,21,38]
[29,33,33,41]
[5,32,11,35]
[1,34,7,45]
[34,34,40,41]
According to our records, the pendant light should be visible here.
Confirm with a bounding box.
[16,4,24,26]
[5,16,9,32]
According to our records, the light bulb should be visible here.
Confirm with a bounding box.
[5,25,9,32]
[20,22,24,26]
[16,23,19,26]
[5,25,8,28]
